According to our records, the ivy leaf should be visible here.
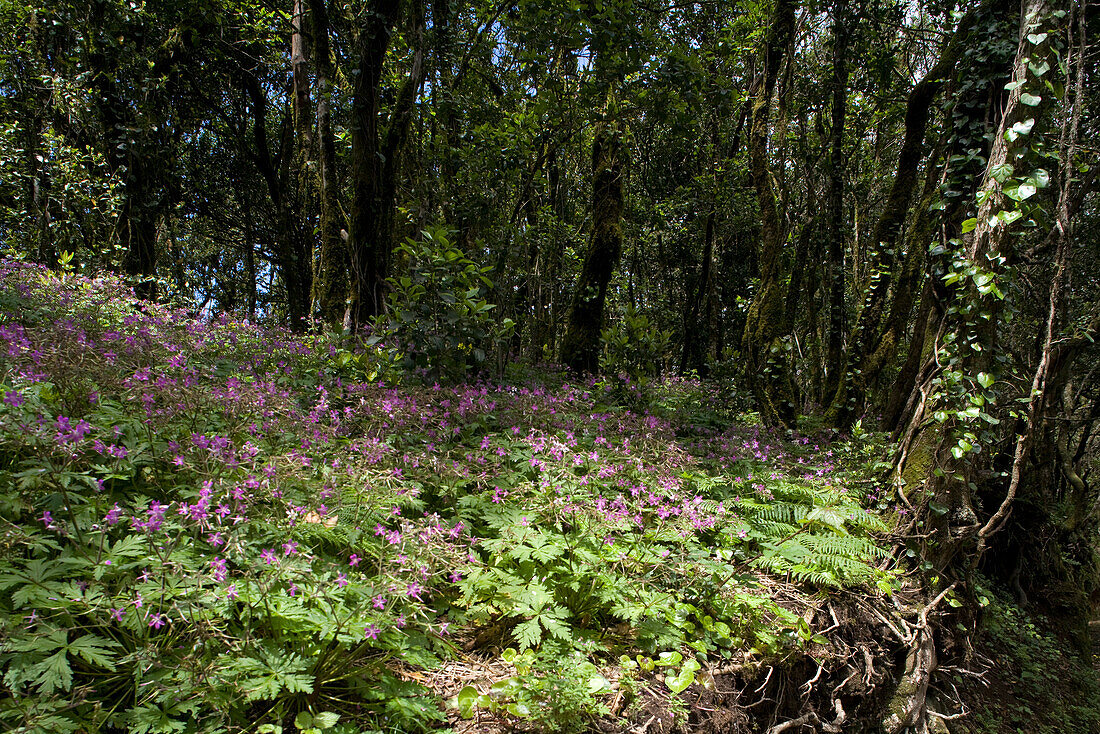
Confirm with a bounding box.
[976,372,995,389]
[1016,183,1037,200]
[1010,119,1035,137]
[1019,92,1042,106]
[1028,59,1050,77]
[1026,32,1047,44]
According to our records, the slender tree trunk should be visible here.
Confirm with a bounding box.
[120,154,160,300]
[309,0,350,326]
[739,0,797,428]
[561,95,625,374]
[823,0,849,401]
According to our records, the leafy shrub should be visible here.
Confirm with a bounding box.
[373,226,513,383]
[598,306,672,406]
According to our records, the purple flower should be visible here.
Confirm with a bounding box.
[336,573,348,588]
[372,595,386,609]
[364,624,380,640]
[148,613,165,629]
[282,541,298,557]
[104,503,122,525]
[3,390,24,407]
[406,582,424,601]
[225,585,238,600]
[261,549,276,565]
[349,554,361,567]
[38,510,53,526]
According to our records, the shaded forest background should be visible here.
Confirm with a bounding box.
[1,0,1099,723]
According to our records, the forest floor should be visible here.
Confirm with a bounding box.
[0,261,1098,733]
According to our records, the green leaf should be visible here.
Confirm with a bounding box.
[961,217,978,234]
[31,649,73,694]
[1010,119,1035,137]
[506,702,532,717]
[990,162,1015,182]
[514,619,542,650]
[454,685,479,718]
[68,634,119,670]
[1028,60,1050,77]
[1026,32,1047,44]
[1019,92,1042,106]
[977,372,994,389]
[1016,183,1036,200]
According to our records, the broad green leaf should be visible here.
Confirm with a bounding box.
[1019,92,1042,106]
[1028,60,1050,77]
[1010,119,1035,137]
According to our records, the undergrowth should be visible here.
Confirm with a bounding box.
[951,590,1100,734]
[0,262,898,733]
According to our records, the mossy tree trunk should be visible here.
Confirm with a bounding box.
[885,2,1071,728]
[739,0,797,428]
[560,96,624,374]
[823,4,986,429]
[309,0,350,328]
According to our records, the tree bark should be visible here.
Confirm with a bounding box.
[347,0,427,327]
[309,0,350,327]
[739,0,797,428]
[560,102,625,374]
[822,0,849,401]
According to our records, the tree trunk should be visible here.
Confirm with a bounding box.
[309,0,350,327]
[825,4,985,429]
[560,97,625,374]
[822,0,849,401]
[348,0,427,327]
[738,0,797,428]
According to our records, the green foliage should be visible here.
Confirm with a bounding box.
[598,306,672,405]
[0,264,900,733]
[955,591,1100,734]
[450,646,610,733]
[0,264,461,733]
[374,226,513,383]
